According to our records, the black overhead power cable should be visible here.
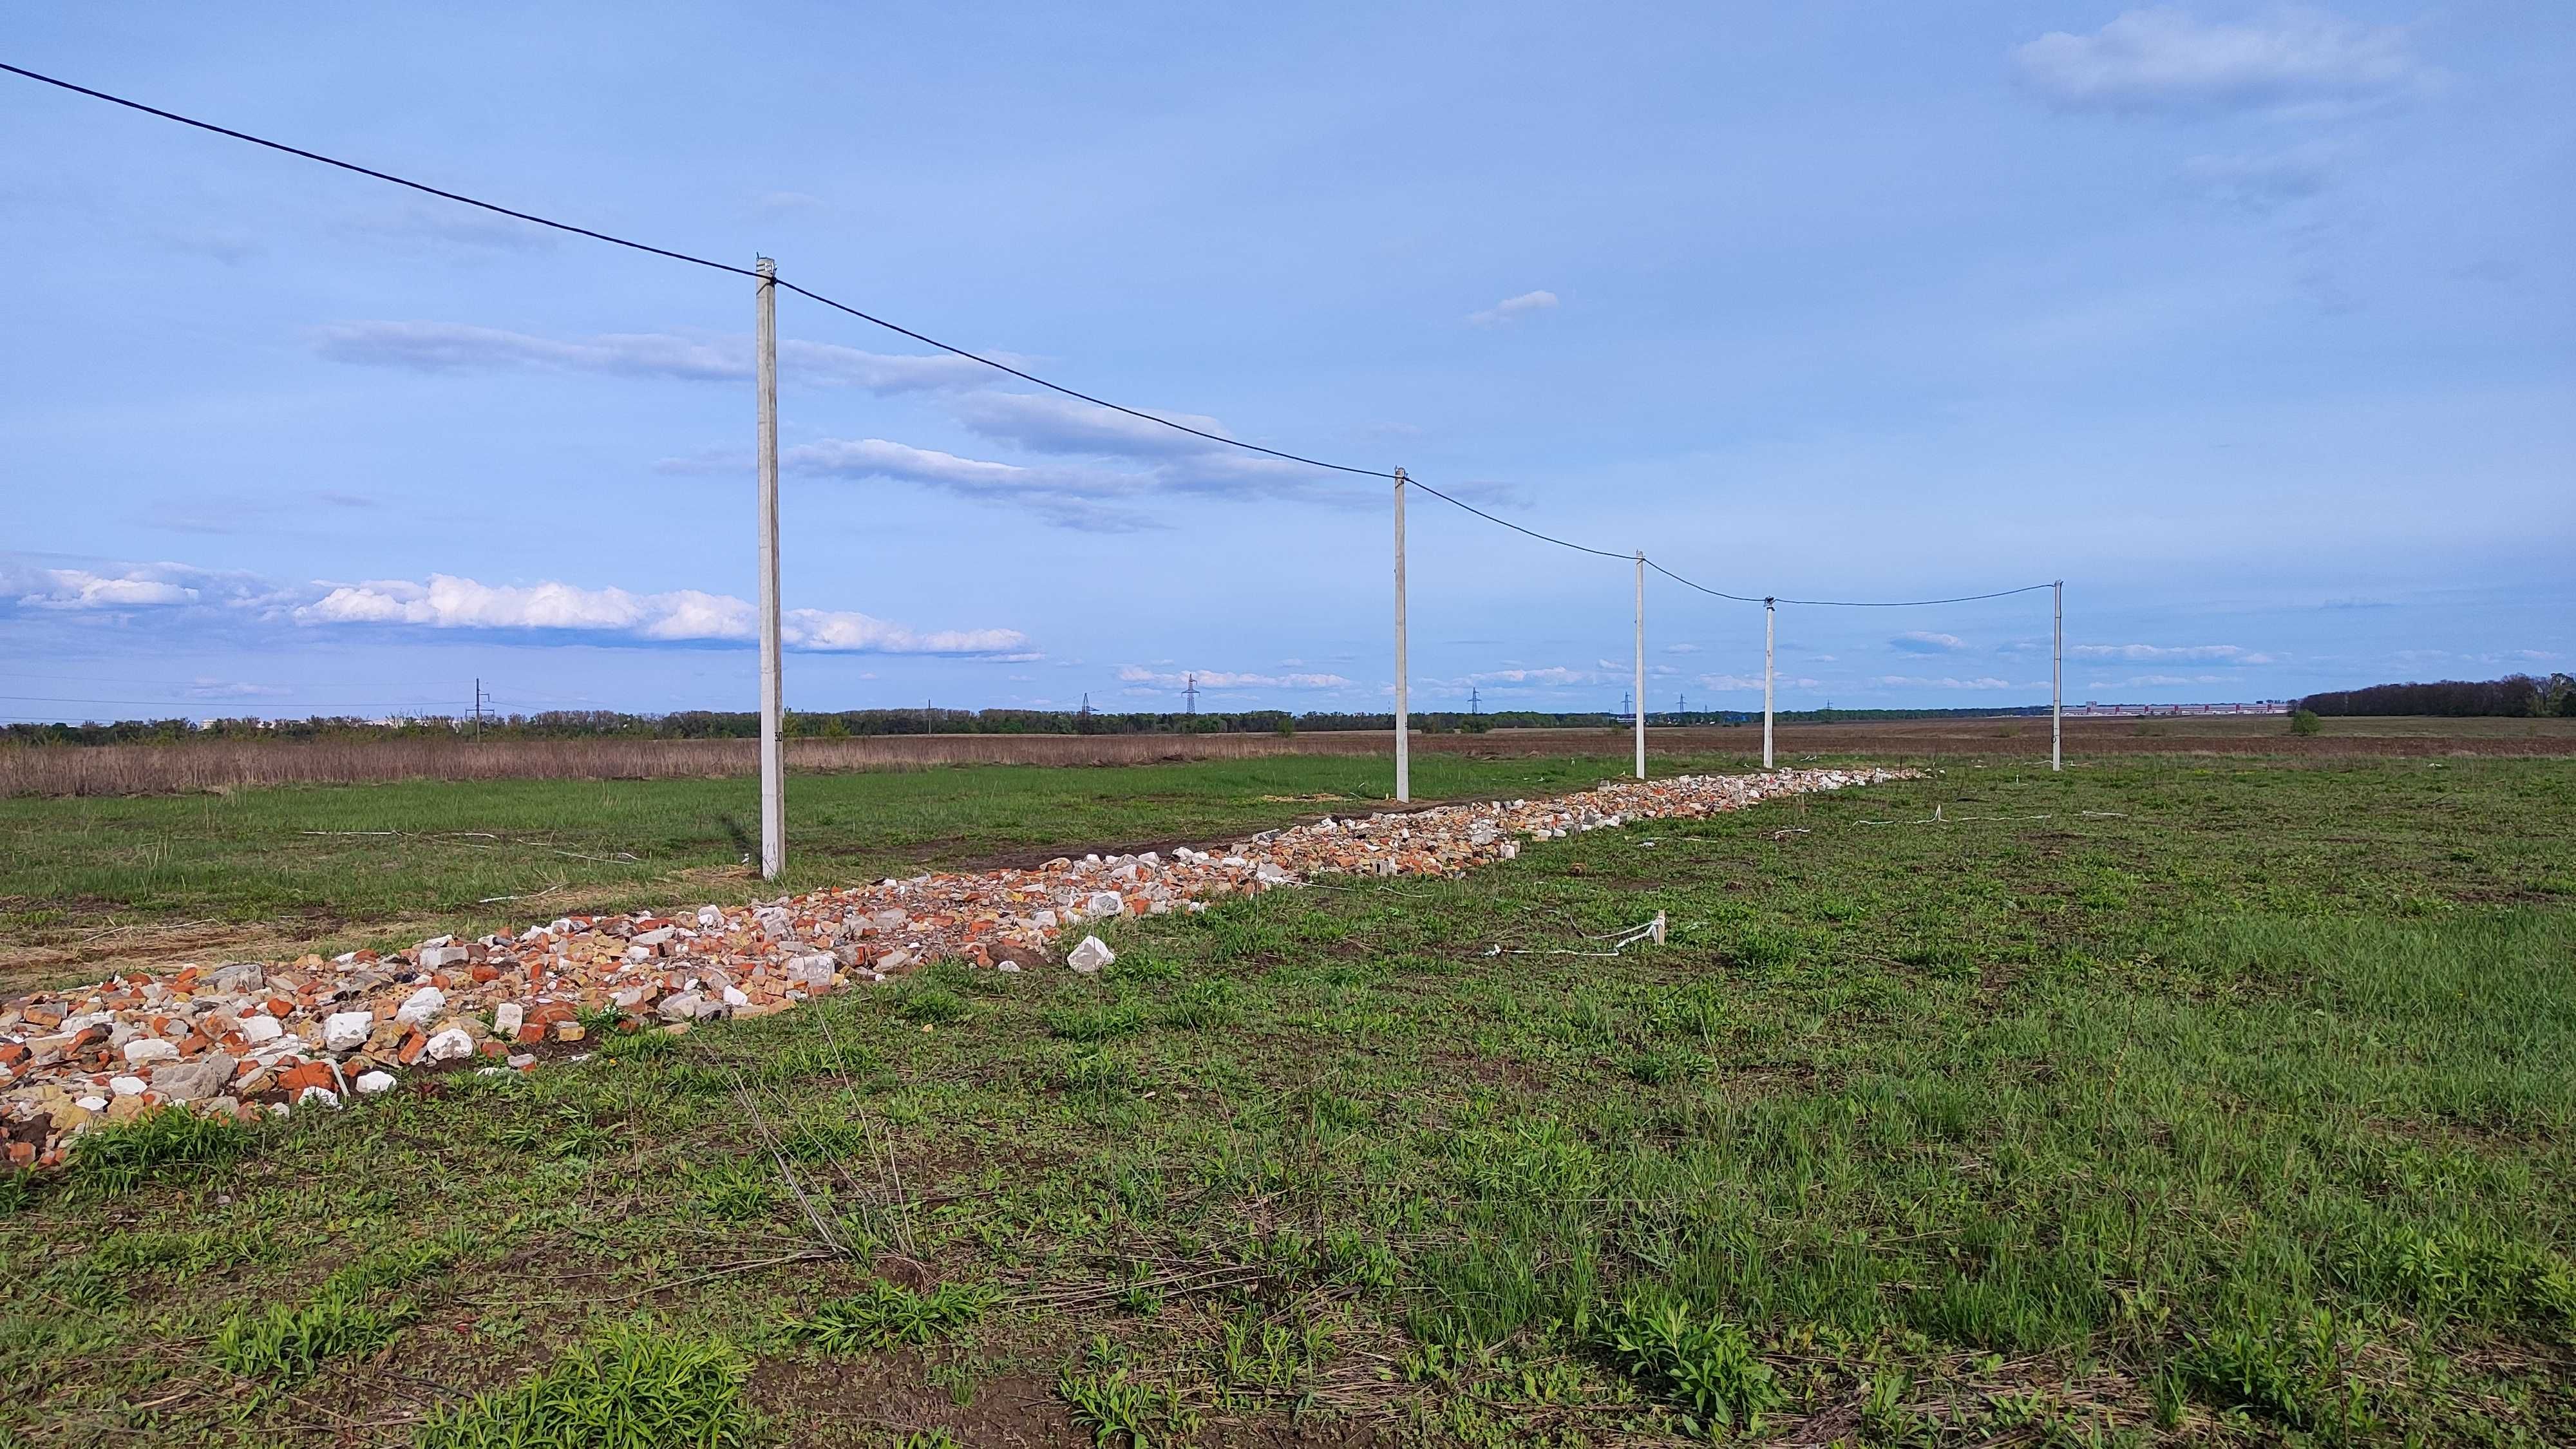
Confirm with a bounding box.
[0,62,761,279]
[774,280,1395,481]
[3,61,1396,482]
[1774,582,2056,607]
[1401,478,1633,560]
[1644,558,1767,604]
[4,61,2054,612]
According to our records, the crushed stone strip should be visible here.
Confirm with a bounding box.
[0,766,1917,1166]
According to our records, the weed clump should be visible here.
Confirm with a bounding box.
[897,987,970,1026]
[2173,1309,2358,1430]
[1059,1334,1198,1446]
[1045,1001,1144,1041]
[212,1291,415,1394]
[68,1108,252,1195]
[1580,1291,1784,1437]
[208,1235,468,1396]
[415,1322,752,1449]
[781,1278,994,1352]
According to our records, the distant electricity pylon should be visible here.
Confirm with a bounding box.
[1184,673,1198,715]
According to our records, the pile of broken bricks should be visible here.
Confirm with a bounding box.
[0,766,1914,1168]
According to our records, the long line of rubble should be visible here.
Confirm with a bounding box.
[1,766,1913,1168]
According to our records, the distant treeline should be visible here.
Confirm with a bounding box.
[3,701,2053,748]
[2300,673,2575,718]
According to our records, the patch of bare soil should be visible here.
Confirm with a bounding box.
[750,1356,1392,1447]
[0,913,452,999]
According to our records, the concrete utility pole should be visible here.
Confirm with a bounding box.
[1633,551,1646,780]
[471,677,487,742]
[1392,468,1410,802]
[755,256,784,880]
[2052,580,2064,772]
[1762,598,1776,770]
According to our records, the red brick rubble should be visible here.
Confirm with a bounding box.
[0,766,1914,1167]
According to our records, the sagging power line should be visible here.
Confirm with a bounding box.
[5,59,2049,611]
[5,59,2078,860]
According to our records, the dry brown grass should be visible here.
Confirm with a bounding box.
[0,732,1391,797]
[8,715,2571,797]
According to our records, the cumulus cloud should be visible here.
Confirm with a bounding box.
[1115,666,1352,691]
[1,554,1028,658]
[1468,290,1559,326]
[314,321,990,392]
[294,574,1026,654]
[2073,642,2277,663]
[1,559,281,612]
[1890,630,1967,654]
[2012,7,2423,114]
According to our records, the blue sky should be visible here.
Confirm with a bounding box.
[3,4,2570,723]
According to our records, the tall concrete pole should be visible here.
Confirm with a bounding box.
[755,256,784,879]
[1762,598,1776,770]
[1633,551,1646,780]
[1393,468,1409,803]
[2051,579,2063,773]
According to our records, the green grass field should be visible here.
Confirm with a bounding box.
[0,752,1678,989]
[6,755,2575,1446]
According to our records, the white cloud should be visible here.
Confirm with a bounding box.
[2013,7,2423,114]
[291,573,1026,655]
[20,571,196,610]
[185,679,290,699]
[2073,642,2277,664]
[952,392,1234,461]
[1454,666,1609,688]
[1890,630,1966,654]
[314,321,989,392]
[1115,666,1352,691]
[1695,672,1822,692]
[1875,675,2020,690]
[2087,674,2228,688]
[1663,643,1701,654]
[780,419,1336,530]
[2181,142,2340,209]
[781,438,1158,531]
[1468,290,1560,326]
[5,557,1038,657]
[1,560,280,613]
